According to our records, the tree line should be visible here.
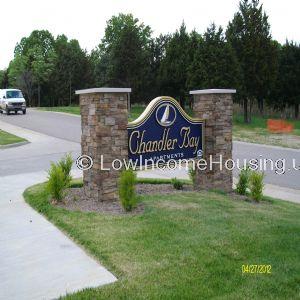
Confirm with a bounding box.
[0,0,299,122]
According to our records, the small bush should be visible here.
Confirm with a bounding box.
[236,167,251,195]
[188,166,196,185]
[58,153,73,186]
[119,169,137,211]
[46,154,73,201]
[46,163,67,201]
[171,177,183,190]
[249,171,264,201]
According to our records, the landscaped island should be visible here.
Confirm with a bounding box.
[24,180,300,299]
[0,129,26,146]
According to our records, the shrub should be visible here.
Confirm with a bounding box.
[171,177,183,190]
[119,169,137,211]
[236,167,251,195]
[249,171,264,201]
[46,154,73,201]
[58,153,73,186]
[46,163,67,201]
[188,166,196,185]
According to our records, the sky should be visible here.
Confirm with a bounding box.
[0,0,299,69]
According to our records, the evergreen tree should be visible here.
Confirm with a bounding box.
[158,22,191,107]
[227,0,278,122]
[50,35,93,106]
[148,34,171,99]
[187,24,241,92]
[272,41,300,118]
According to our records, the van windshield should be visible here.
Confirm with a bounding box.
[6,90,23,99]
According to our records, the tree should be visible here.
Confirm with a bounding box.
[90,46,109,88]
[187,24,241,92]
[158,22,191,107]
[8,54,35,106]
[0,69,9,88]
[0,70,4,88]
[50,35,93,106]
[92,14,152,102]
[8,30,92,107]
[272,41,300,118]
[148,34,171,99]
[226,0,278,122]
[9,30,56,106]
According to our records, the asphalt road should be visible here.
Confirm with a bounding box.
[0,109,81,143]
[1,109,299,189]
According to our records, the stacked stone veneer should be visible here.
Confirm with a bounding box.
[76,88,130,201]
[190,89,236,192]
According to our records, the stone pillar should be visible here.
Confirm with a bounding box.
[190,89,236,192]
[76,87,131,201]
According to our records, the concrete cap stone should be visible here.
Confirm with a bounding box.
[75,87,131,95]
[189,89,236,95]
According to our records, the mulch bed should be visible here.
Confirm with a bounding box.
[136,183,193,195]
[55,183,193,215]
[54,184,260,215]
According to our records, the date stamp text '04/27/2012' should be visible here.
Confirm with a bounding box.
[242,265,272,274]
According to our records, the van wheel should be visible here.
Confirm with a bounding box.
[15,111,18,115]
[23,109,26,115]
[6,109,10,115]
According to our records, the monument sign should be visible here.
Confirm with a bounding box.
[127,96,204,166]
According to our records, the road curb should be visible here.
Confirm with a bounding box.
[234,140,300,152]
[35,108,81,118]
[0,140,30,149]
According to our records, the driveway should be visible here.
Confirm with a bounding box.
[0,119,80,176]
[0,109,81,143]
[1,108,299,189]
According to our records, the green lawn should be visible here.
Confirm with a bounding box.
[39,105,81,115]
[0,129,26,145]
[24,182,300,299]
[39,105,300,148]
[233,114,300,148]
[233,113,300,134]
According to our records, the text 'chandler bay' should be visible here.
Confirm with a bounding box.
[127,97,204,166]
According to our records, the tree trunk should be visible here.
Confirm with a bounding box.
[243,98,249,123]
[69,78,72,106]
[249,98,253,123]
[295,103,299,119]
[38,84,41,107]
[258,98,264,116]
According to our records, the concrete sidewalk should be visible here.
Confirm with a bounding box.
[0,169,116,300]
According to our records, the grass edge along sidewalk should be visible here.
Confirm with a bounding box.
[0,129,27,146]
[24,180,300,299]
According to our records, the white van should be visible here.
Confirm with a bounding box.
[0,89,26,115]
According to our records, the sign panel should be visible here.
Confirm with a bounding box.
[127,97,204,167]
